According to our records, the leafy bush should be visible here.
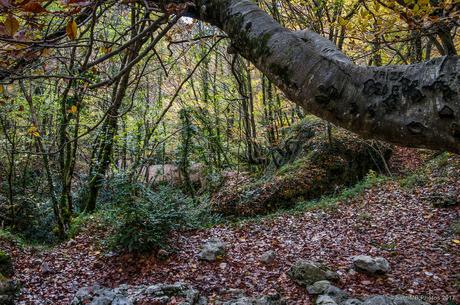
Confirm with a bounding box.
[0,193,59,244]
[100,175,191,252]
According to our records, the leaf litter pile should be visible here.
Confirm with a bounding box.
[3,149,460,304]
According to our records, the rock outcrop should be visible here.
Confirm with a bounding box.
[72,283,289,305]
[221,293,286,305]
[352,256,391,276]
[211,123,392,216]
[287,260,339,286]
[260,251,276,264]
[305,281,430,305]
[197,239,226,262]
[71,283,207,305]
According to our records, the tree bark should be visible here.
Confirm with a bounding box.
[188,0,460,153]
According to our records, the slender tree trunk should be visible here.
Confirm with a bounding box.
[20,81,67,237]
[85,73,130,212]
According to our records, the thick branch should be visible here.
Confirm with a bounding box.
[194,0,460,153]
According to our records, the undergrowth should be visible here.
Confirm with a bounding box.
[293,170,387,212]
[399,152,450,189]
[69,174,221,253]
[0,228,51,250]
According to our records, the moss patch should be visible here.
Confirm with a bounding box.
[0,251,10,265]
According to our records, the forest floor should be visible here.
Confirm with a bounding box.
[3,148,460,305]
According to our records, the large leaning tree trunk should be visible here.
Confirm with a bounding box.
[176,0,460,153]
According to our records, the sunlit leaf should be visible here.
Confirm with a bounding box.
[68,105,78,113]
[27,126,40,137]
[66,19,78,40]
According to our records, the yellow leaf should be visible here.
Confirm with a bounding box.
[66,19,78,40]
[68,105,78,113]
[27,126,40,137]
[338,16,348,27]
[4,14,19,37]
[453,239,460,244]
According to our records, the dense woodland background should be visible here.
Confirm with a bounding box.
[0,0,459,304]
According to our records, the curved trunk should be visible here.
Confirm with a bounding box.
[193,0,460,153]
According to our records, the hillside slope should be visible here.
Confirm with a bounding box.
[2,149,459,304]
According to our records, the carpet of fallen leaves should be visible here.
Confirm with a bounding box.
[3,149,460,305]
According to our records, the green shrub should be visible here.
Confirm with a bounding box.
[0,229,21,244]
[101,176,191,252]
[70,174,221,252]
[0,250,10,264]
[0,250,13,277]
[399,173,428,189]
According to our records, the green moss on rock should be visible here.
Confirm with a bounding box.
[211,122,392,216]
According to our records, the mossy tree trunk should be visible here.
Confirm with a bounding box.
[179,0,460,153]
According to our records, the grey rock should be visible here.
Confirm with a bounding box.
[71,285,131,305]
[343,299,363,305]
[322,286,349,304]
[260,251,276,264]
[72,283,207,305]
[134,283,206,304]
[157,249,169,261]
[287,260,339,286]
[198,239,226,262]
[325,270,340,282]
[41,262,53,275]
[255,294,286,305]
[222,294,286,305]
[316,295,337,305]
[352,256,390,275]
[306,280,331,295]
[223,296,254,305]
